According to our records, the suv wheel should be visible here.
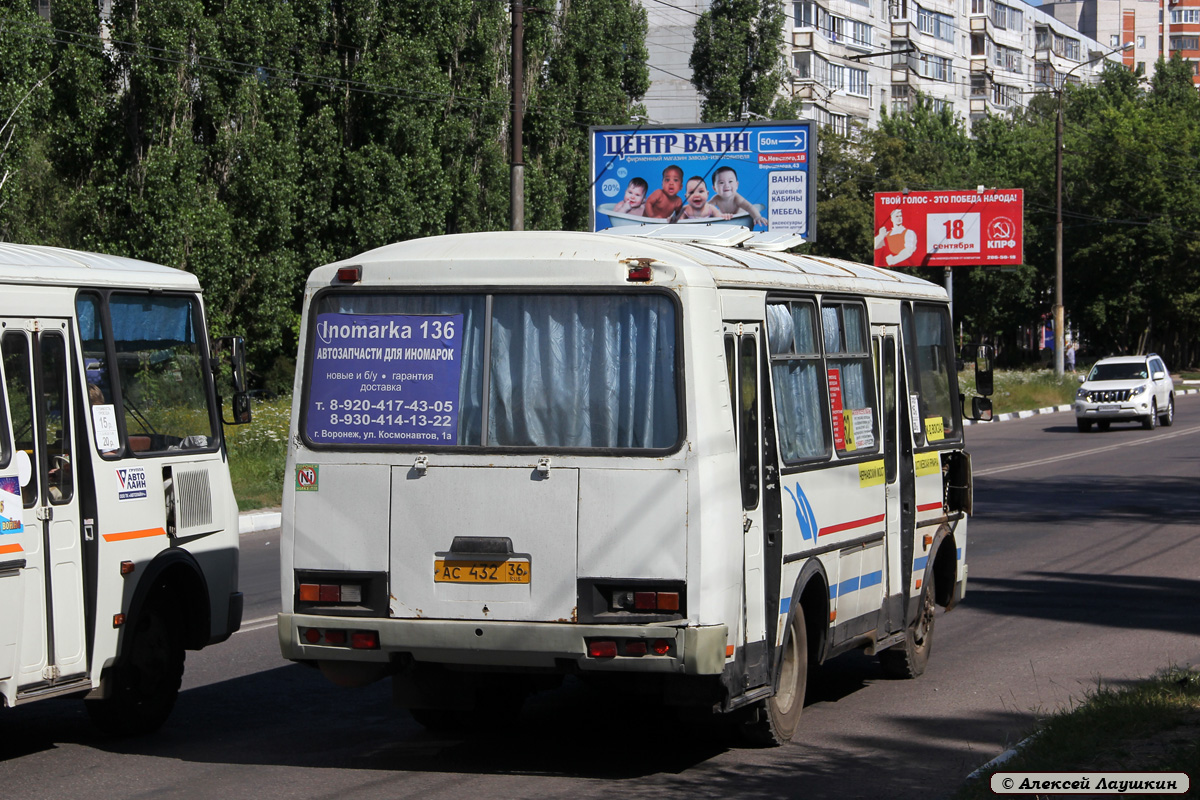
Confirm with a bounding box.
[1076,419,1092,432]
[1160,396,1175,427]
[1142,400,1158,430]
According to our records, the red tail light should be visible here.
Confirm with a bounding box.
[588,640,618,658]
[351,631,379,649]
[652,639,671,655]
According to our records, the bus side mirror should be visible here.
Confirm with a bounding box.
[971,396,992,422]
[217,335,252,425]
[973,345,994,397]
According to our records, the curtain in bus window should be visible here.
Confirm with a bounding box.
[487,295,677,449]
[317,294,487,445]
[1,334,38,506]
[76,293,120,458]
[822,303,877,453]
[767,303,827,461]
[912,304,960,440]
[109,294,216,452]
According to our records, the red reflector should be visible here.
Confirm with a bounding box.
[652,639,670,655]
[324,630,347,645]
[336,266,362,282]
[633,591,657,610]
[319,584,340,602]
[656,591,680,611]
[351,631,379,649]
[112,614,125,628]
[303,628,321,644]
[588,640,618,658]
[624,641,647,656]
[627,265,653,282]
[120,560,135,575]
[298,584,319,602]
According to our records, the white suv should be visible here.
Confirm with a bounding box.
[1074,354,1175,432]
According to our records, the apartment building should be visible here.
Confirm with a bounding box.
[1040,0,1160,81]
[641,0,1118,131]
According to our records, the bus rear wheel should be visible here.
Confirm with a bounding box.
[739,611,807,746]
[881,574,935,679]
[85,605,184,736]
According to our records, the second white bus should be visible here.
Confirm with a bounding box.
[278,226,991,743]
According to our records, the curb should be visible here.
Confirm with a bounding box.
[238,509,281,534]
[965,386,1199,425]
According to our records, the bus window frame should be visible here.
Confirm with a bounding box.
[74,288,223,459]
[819,297,882,461]
[298,285,688,457]
[901,300,964,449]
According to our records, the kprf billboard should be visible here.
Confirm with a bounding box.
[872,189,1023,268]
[589,122,816,239]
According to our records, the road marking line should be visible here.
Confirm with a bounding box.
[236,615,277,634]
[976,424,1200,477]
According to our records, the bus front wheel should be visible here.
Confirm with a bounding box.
[86,604,184,736]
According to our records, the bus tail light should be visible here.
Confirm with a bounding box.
[351,631,379,650]
[298,582,365,604]
[588,640,618,658]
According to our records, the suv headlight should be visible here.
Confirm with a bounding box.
[1076,388,1088,399]
[1129,384,1146,397]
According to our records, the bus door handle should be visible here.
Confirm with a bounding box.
[413,456,429,474]
[536,458,552,478]
[84,518,95,542]
[36,506,53,522]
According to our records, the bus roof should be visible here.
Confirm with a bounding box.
[315,228,947,301]
[0,243,201,291]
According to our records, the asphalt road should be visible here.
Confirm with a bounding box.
[1,396,1198,799]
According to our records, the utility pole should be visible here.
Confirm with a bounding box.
[511,2,524,231]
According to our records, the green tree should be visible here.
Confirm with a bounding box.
[689,0,787,122]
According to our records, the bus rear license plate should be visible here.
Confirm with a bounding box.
[434,560,531,584]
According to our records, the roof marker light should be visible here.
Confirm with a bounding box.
[336,266,362,283]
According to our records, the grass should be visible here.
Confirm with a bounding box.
[954,667,1200,798]
[225,394,291,510]
[960,367,1081,416]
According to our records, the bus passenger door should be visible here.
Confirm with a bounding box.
[724,323,770,688]
[874,330,905,635]
[1,321,88,694]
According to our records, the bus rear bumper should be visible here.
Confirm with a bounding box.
[278,613,728,676]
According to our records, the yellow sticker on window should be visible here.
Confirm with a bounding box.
[842,410,857,452]
[914,452,941,476]
[924,416,945,441]
[858,460,885,488]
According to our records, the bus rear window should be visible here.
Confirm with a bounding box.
[304,292,680,451]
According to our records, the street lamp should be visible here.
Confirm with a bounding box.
[1053,41,1133,376]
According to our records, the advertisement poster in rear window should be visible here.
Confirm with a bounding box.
[590,122,816,240]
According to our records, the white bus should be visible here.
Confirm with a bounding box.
[278,226,991,743]
[0,244,250,735]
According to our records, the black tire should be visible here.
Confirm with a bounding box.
[409,706,470,732]
[1097,420,1111,431]
[1076,419,1092,432]
[880,573,936,679]
[1142,400,1157,430]
[1161,396,1175,427]
[739,611,807,746]
[85,605,184,736]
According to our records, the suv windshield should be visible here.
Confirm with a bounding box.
[1088,362,1148,381]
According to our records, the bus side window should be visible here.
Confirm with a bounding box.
[724,334,737,433]
[1,333,39,507]
[739,335,760,511]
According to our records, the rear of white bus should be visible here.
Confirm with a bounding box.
[278,243,737,717]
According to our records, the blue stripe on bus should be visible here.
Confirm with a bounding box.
[826,570,884,600]
[913,555,929,571]
[780,596,791,615]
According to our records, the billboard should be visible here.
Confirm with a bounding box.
[872,189,1023,268]
[589,122,816,239]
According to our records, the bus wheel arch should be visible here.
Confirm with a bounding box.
[85,551,210,736]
